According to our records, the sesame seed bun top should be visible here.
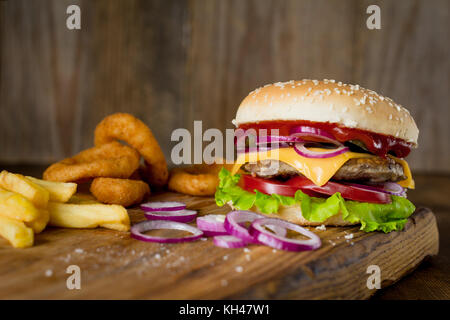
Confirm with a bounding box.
[235,79,419,145]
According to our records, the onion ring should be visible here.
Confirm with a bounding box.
[90,178,150,207]
[168,164,223,196]
[94,113,168,187]
[43,141,140,182]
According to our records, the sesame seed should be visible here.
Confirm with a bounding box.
[235,266,243,273]
[45,269,53,277]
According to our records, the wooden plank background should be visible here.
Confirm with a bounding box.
[0,0,449,171]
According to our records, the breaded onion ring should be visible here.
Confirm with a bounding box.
[90,178,150,207]
[168,164,223,196]
[94,113,168,187]
[43,141,140,182]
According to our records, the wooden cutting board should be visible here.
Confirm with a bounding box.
[0,192,439,299]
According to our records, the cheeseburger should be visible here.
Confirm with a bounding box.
[215,79,417,233]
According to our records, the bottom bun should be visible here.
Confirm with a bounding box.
[231,203,357,227]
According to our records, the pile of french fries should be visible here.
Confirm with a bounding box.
[0,170,130,248]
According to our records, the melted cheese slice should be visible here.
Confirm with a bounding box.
[232,148,414,189]
[390,156,415,189]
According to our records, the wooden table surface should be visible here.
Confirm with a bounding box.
[1,165,449,300]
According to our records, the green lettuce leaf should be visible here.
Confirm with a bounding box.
[214,168,416,232]
[343,196,415,232]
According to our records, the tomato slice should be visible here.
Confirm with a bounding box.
[241,174,391,204]
[241,174,323,198]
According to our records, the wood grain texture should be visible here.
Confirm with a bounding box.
[0,0,449,171]
[0,191,439,299]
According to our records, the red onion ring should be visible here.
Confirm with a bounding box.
[144,209,197,223]
[382,182,407,197]
[343,182,406,197]
[224,211,259,243]
[213,235,247,248]
[249,218,321,251]
[196,214,228,235]
[294,142,349,158]
[130,220,203,243]
[289,126,338,144]
[141,201,186,212]
[224,211,287,243]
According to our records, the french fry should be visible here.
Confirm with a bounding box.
[68,193,98,204]
[0,171,49,208]
[0,188,40,222]
[25,176,77,203]
[48,202,130,231]
[25,209,50,234]
[0,215,34,248]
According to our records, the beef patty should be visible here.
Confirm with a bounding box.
[243,157,406,183]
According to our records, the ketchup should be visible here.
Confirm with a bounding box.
[238,120,412,158]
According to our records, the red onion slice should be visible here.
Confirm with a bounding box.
[196,214,227,233]
[141,201,186,212]
[224,211,267,243]
[224,211,286,243]
[213,235,247,248]
[131,220,203,243]
[289,126,338,144]
[144,209,197,223]
[343,182,406,197]
[249,218,321,251]
[203,230,229,237]
[294,142,349,159]
[382,182,407,197]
